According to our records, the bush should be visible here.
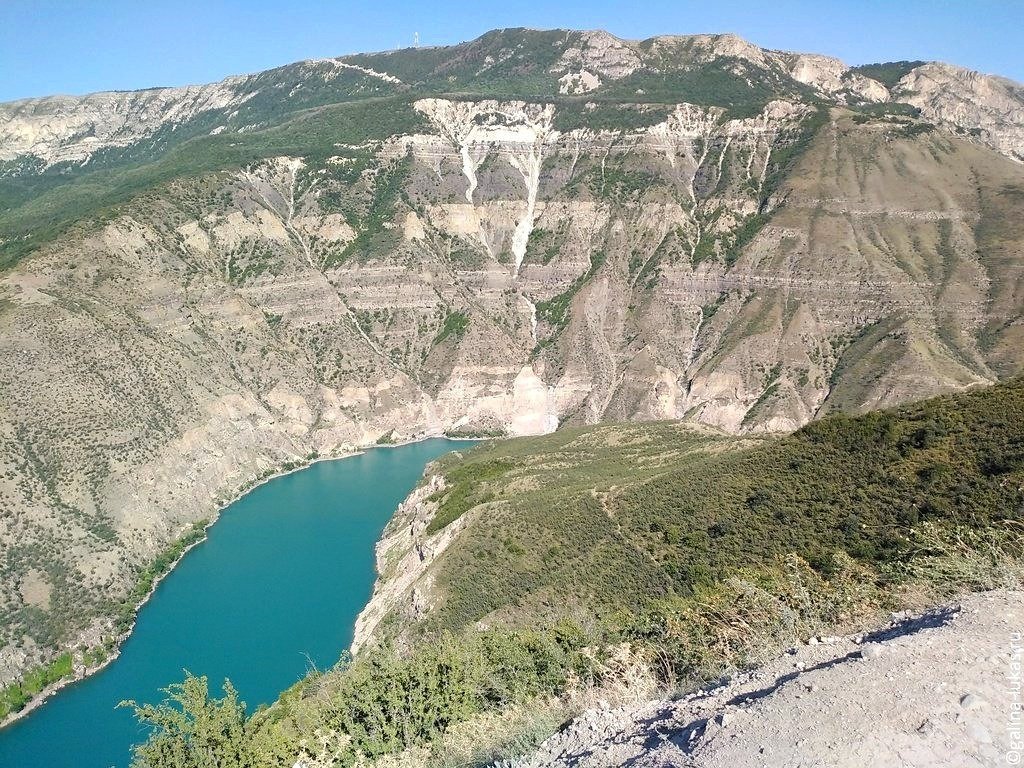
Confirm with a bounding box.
[128,623,597,767]
[119,674,252,768]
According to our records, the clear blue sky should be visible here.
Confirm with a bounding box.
[1,0,1022,102]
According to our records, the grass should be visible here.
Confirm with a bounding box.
[427,459,512,534]
[413,378,1024,639]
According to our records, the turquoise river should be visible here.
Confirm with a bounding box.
[0,438,473,768]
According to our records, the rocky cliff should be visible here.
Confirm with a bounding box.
[1,28,1023,685]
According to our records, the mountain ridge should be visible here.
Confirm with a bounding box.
[1,25,1023,715]
[2,28,1022,174]
[5,28,1021,105]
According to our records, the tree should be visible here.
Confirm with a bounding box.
[119,672,252,768]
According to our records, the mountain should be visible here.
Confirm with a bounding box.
[1,27,1023,700]
[3,31,1022,176]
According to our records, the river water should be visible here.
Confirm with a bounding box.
[0,439,472,768]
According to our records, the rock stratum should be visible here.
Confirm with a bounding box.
[1,28,1023,687]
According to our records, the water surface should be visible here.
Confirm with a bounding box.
[0,439,472,768]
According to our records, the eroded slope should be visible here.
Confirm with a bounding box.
[1,38,1023,691]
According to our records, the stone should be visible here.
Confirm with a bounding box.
[860,644,884,660]
[960,693,986,710]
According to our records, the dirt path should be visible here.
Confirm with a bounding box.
[519,590,1023,767]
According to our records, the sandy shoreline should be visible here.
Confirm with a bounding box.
[0,433,485,731]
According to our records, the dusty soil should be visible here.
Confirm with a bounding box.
[519,590,1022,767]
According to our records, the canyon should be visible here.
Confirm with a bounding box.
[0,27,1022,697]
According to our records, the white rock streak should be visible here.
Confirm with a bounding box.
[507,137,545,276]
[316,60,404,85]
[521,294,539,343]
[413,99,558,276]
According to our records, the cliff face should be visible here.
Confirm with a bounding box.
[0,80,250,166]
[896,63,1024,162]
[1,28,1024,681]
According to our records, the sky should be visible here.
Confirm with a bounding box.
[1,0,1022,102]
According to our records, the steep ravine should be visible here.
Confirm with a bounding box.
[2,30,1024,696]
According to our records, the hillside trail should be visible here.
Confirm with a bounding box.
[518,590,1022,767]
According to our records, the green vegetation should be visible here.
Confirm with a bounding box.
[603,57,809,117]
[128,380,1024,767]
[722,212,769,268]
[0,97,426,270]
[0,653,73,719]
[761,107,828,202]
[0,28,848,273]
[551,101,674,133]
[119,675,252,768]
[375,430,397,445]
[432,311,470,347]
[0,522,208,720]
[849,102,922,119]
[590,166,661,201]
[426,459,511,534]
[346,27,568,98]
[123,623,597,768]
[420,379,1024,641]
[693,107,828,271]
[332,153,415,266]
[850,61,926,89]
[114,521,208,633]
[522,226,564,266]
[535,250,607,335]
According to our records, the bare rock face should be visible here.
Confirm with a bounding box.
[0,79,250,166]
[897,63,1024,161]
[554,29,642,87]
[351,473,469,653]
[784,53,891,103]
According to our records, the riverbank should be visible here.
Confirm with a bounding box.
[0,434,489,733]
[0,521,211,729]
[0,437,478,768]
[0,447,366,730]
[0,434,486,731]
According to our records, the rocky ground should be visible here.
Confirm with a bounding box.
[518,590,1022,767]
